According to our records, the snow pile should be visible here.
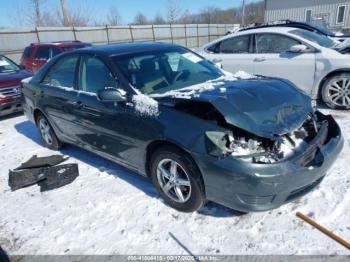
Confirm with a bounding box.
[232,70,256,79]
[151,70,256,99]
[21,77,32,84]
[132,94,159,116]
[151,80,217,99]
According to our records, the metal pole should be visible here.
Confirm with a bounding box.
[106,25,110,44]
[35,27,40,42]
[241,0,245,27]
[129,25,134,42]
[151,24,156,42]
[184,24,187,48]
[72,26,77,40]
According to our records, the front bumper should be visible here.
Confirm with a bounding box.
[0,97,22,117]
[194,113,344,212]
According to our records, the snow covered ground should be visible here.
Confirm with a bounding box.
[0,108,349,255]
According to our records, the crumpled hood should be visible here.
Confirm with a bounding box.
[177,78,313,139]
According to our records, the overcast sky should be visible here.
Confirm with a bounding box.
[0,0,260,27]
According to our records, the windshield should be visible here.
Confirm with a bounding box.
[112,48,223,95]
[0,56,20,73]
[290,29,335,48]
[311,24,336,37]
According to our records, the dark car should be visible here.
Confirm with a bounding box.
[0,55,32,117]
[21,42,343,212]
[20,41,91,73]
[231,20,350,42]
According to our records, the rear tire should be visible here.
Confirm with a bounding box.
[36,113,63,151]
[150,146,205,212]
[321,73,350,110]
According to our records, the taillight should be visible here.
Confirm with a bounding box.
[0,97,14,103]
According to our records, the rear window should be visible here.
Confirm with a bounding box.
[22,46,34,59]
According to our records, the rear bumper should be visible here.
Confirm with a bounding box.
[194,112,344,212]
[0,97,22,117]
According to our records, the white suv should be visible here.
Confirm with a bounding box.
[197,27,350,109]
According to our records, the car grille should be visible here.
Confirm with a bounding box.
[0,85,21,99]
[237,193,275,205]
[286,176,324,202]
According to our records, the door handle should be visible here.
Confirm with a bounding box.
[66,100,83,109]
[73,101,83,109]
[253,57,266,62]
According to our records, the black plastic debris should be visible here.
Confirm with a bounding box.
[14,155,69,170]
[9,167,48,191]
[8,155,79,191]
[38,164,79,192]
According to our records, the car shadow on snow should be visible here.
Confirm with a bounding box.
[15,120,243,217]
[0,112,23,122]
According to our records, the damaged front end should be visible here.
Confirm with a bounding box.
[158,77,343,211]
[205,112,327,166]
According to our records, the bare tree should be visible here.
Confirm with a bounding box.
[166,0,182,23]
[199,6,222,24]
[153,13,166,24]
[133,12,148,25]
[13,0,58,27]
[107,6,122,25]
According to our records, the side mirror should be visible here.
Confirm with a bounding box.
[289,44,308,53]
[97,88,127,102]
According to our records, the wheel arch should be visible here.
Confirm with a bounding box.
[317,68,350,98]
[145,139,206,195]
[33,108,45,124]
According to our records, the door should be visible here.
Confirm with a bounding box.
[253,33,316,94]
[72,55,141,169]
[40,54,81,142]
[204,34,255,74]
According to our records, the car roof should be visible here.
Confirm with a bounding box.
[239,20,312,31]
[28,41,88,47]
[234,26,297,36]
[70,42,180,56]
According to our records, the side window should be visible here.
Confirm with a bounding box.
[35,47,50,60]
[218,35,250,54]
[207,42,220,53]
[42,55,78,88]
[22,46,34,59]
[256,34,300,53]
[50,47,61,58]
[79,56,116,94]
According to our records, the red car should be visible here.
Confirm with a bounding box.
[0,55,32,117]
[20,41,91,73]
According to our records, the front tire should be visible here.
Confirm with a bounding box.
[150,146,205,212]
[36,113,63,150]
[321,73,350,110]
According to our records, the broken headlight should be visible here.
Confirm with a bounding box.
[205,131,270,161]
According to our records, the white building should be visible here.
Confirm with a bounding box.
[265,0,350,31]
